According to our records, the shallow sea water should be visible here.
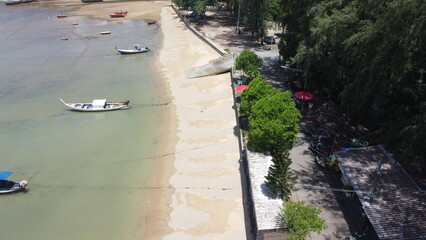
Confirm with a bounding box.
[0,4,166,239]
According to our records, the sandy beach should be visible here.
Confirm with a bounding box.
[62,1,248,239]
[156,6,247,239]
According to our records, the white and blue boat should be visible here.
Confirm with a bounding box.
[115,45,150,55]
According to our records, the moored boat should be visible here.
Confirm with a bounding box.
[0,171,28,194]
[4,0,32,5]
[100,31,111,35]
[114,10,128,14]
[115,46,150,55]
[57,13,67,18]
[110,13,125,18]
[147,21,157,25]
[60,99,130,112]
[81,0,102,2]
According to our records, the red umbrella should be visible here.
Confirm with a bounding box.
[235,85,249,93]
[295,91,313,100]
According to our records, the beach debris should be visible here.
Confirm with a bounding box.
[186,54,235,78]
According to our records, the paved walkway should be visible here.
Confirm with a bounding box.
[290,131,352,239]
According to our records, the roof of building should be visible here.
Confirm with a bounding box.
[247,150,283,231]
[335,145,426,240]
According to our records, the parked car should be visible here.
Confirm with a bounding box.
[263,36,276,44]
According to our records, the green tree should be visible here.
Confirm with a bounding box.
[265,151,297,201]
[248,90,301,153]
[173,0,195,9]
[266,0,282,22]
[282,201,327,240]
[279,0,321,63]
[287,0,426,164]
[239,77,274,116]
[235,49,263,74]
[193,0,208,16]
[245,0,268,41]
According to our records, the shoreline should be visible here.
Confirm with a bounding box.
[58,1,247,238]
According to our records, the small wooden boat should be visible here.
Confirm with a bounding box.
[60,99,130,112]
[57,13,67,18]
[61,37,69,40]
[147,21,157,25]
[115,46,150,55]
[114,10,128,15]
[100,31,111,35]
[81,0,102,2]
[110,13,125,18]
[0,171,28,194]
[5,0,32,5]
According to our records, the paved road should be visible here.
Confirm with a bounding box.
[290,131,352,239]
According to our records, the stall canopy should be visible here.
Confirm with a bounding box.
[236,85,249,93]
[294,91,313,100]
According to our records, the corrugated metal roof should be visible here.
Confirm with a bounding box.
[335,145,426,240]
[247,150,284,231]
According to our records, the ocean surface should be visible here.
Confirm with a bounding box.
[0,4,166,239]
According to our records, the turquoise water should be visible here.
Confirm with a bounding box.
[0,5,166,239]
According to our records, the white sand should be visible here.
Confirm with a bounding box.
[158,6,247,239]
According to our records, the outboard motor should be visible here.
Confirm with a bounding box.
[19,180,28,188]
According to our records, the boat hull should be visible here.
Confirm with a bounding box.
[0,180,26,194]
[110,14,125,18]
[5,0,32,5]
[116,47,150,55]
[60,99,131,112]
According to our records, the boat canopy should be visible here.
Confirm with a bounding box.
[92,99,107,107]
[0,171,13,180]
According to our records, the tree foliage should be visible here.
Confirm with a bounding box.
[279,0,426,164]
[244,0,268,40]
[240,80,300,203]
[282,201,327,240]
[193,0,208,16]
[239,77,274,116]
[235,49,263,75]
[265,151,297,201]
[173,0,217,15]
[279,0,321,62]
[249,90,301,153]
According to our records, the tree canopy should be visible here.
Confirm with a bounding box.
[249,90,301,153]
[282,201,327,240]
[239,76,273,115]
[235,49,263,75]
[279,0,426,165]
